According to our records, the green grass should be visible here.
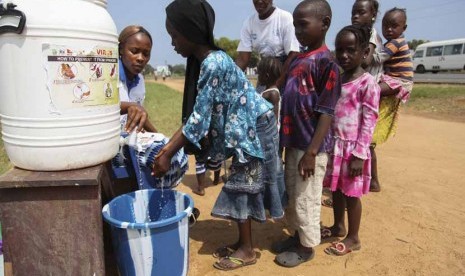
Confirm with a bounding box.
[0,135,11,174]
[144,82,183,136]
[410,84,465,100]
[406,84,465,121]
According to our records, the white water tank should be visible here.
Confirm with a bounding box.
[0,0,120,171]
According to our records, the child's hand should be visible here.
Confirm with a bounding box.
[349,156,364,177]
[298,152,316,181]
[152,147,170,177]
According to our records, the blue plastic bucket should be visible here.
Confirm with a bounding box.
[102,189,193,276]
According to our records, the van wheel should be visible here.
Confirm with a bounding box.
[416,65,425,73]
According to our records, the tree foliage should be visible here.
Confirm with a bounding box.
[142,63,155,76]
[215,37,260,68]
[215,37,240,60]
[171,64,186,76]
[408,39,429,51]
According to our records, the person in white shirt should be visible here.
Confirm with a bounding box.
[236,0,300,87]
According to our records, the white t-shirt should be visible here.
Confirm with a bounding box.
[237,7,300,57]
[118,73,146,127]
[366,28,384,83]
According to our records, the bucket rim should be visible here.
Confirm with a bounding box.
[102,189,194,229]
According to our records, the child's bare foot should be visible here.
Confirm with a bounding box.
[370,179,381,192]
[193,186,205,196]
[324,237,361,256]
[212,242,240,258]
[320,225,346,242]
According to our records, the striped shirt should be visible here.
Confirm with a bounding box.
[374,35,413,81]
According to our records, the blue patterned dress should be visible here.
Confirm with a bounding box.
[183,51,285,222]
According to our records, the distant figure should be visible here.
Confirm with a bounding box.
[161,69,167,81]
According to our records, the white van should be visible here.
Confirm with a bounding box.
[412,38,465,73]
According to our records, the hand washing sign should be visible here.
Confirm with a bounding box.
[43,44,119,111]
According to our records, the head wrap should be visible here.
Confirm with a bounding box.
[166,0,218,123]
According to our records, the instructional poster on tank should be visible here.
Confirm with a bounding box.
[43,44,119,111]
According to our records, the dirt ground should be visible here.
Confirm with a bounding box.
[159,78,465,276]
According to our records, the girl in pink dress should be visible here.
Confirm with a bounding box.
[322,25,380,256]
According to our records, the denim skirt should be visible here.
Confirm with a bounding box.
[211,110,286,223]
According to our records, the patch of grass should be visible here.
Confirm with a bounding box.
[405,84,465,122]
[144,82,183,136]
[410,84,465,99]
[0,132,12,174]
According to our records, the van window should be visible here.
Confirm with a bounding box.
[444,44,463,55]
[413,50,424,58]
[426,46,443,57]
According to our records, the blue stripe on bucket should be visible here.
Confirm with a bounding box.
[102,190,193,229]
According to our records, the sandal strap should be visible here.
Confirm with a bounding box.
[226,256,245,265]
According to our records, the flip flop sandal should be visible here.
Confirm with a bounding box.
[275,247,315,267]
[212,246,236,258]
[324,242,361,256]
[213,256,257,271]
[320,227,344,242]
[321,198,333,208]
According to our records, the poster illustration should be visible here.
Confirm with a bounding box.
[43,44,119,111]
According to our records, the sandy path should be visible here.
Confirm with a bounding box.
[159,79,465,275]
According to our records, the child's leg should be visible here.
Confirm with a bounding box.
[324,194,362,256]
[370,145,381,192]
[344,195,362,247]
[207,159,222,185]
[194,160,207,196]
[272,148,300,253]
[213,170,221,185]
[327,190,347,237]
[275,150,327,267]
[194,172,206,196]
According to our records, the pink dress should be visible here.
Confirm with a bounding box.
[324,72,380,197]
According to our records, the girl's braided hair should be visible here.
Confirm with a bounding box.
[336,24,371,49]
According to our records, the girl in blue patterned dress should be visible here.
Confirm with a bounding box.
[153,0,285,271]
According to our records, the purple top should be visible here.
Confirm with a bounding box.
[280,45,341,152]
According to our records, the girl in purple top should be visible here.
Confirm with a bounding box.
[322,25,380,256]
